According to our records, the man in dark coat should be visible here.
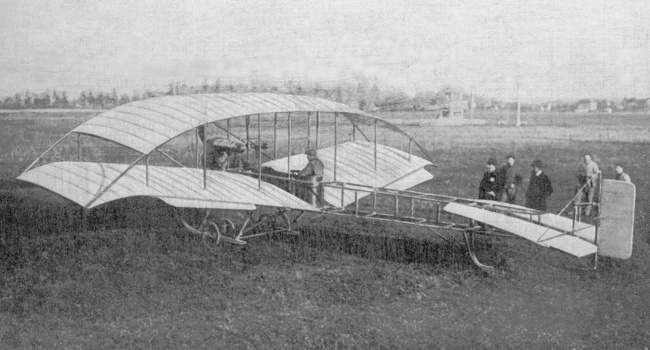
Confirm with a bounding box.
[499,154,521,204]
[479,157,500,201]
[525,159,553,211]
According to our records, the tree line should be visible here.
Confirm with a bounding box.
[0,89,132,110]
[2,79,646,112]
[0,78,461,111]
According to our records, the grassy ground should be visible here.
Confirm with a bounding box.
[1,110,649,349]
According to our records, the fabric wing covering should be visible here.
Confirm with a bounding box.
[71,93,373,155]
[18,161,317,211]
[262,141,433,207]
[444,202,597,257]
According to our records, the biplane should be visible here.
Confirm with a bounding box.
[18,93,636,270]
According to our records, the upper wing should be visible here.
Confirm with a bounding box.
[18,161,316,211]
[71,93,373,155]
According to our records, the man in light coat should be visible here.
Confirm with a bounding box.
[576,154,599,216]
[614,164,631,183]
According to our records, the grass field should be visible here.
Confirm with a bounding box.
[1,110,649,349]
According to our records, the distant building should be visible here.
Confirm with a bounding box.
[433,85,468,119]
[575,104,589,113]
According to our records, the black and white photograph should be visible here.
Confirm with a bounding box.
[1,0,649,348]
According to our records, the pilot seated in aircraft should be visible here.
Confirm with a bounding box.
[200,135,245,171]
[212,150,230,171]
[292,149,325,206]
[202,143,231,171]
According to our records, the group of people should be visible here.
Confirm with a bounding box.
[478,153,632,214]
[478,154,524,203]
[478,154,552,211]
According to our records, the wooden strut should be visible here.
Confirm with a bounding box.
[85,153,148,208]
[156,149,185,167]
[203,122,207,189]
[307,111,311,150]
[258,114,262,190]
[202,105,209,188]
[373,119,377,171]
[287,112,292,192]
[593,171,603,269]
[334,112,338,181]
[145,155,149,186]
[22,130,74,174]
[315,112,319,149]
[245,115,250,163]
[273,113,278,158]
[195,127,200,168]
[340,114,370,142]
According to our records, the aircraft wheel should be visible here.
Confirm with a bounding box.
[176,208,224,251]
[202,221,222,252]
[176,208,212,233]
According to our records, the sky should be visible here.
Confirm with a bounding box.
[1,0,649,101]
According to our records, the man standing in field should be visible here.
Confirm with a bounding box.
[576,154,599,216]
[525,159,553,211]
[478,157,500,201]
[614,164,631,182]
[498,154,521,204]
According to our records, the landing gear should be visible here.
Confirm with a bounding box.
[176,208,306,251]
[463,230,494,271]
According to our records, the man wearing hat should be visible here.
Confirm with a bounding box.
[575,154,600,216]
[614,164,631,183]
[293,149,325,206]
[297,149,324,178]
[498,154,521,204]
[478,157,501,201]
[525,159,553,211]
[213,150,230,171]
